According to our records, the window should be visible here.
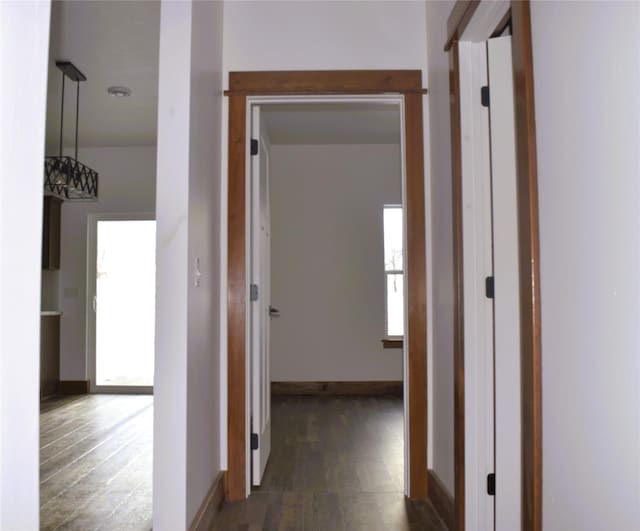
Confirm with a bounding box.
[384,205,404,337]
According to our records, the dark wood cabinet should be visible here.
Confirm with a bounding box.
[40,314,60,399]
[42,196,62,270]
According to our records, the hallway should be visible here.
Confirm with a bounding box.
[40,394,152,531]
[213,396,446,531]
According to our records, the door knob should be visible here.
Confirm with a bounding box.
[269,306,280,318]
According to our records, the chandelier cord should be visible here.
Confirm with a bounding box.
[75,80,80,161]
[59,71,65,158]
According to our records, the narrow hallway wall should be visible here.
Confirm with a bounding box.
[531,2,640,529]
[0,1,51,528]
[154,0,224,528]
[425,0,456,497]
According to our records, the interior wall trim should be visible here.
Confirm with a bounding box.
[511,3,543,529]
[271,381,403,397]
[189,471,226,531]
[57,380,90,395]
[428,468,455,531]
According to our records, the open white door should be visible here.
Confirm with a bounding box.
[459,40,495,530]
[250,105,272,486]
[487,35,522,530]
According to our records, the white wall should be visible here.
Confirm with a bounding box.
[223,0,428,75]
[58,146,156,380]
[425,0,456,495]
[0,1,51,528]
[270,144,402,382]
[185,0,223,523]
[531,3,640,529]
[154,4,189,525]
[220,0,429,469]
[154,0,224,528]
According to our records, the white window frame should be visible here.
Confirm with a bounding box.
[383,203,404,339]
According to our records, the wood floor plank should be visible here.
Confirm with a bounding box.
[40,399,152,474]
[40,395,121,433]
[40,395,150,448]
[40,418,152,530]
[40,395,86,415]
[40,395,153,531]
[40,405,152,498]
[214,396,447,530]
[94,476,152,531]
[302,492,344,531]
[54,450,151,531]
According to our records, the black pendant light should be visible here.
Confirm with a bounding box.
[44,61,99,201]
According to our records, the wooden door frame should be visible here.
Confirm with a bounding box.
[226,70,428,501]
[446,2,542,530]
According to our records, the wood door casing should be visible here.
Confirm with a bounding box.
[226,70,428,502]
[227,93,248,500]
[511,3,543,529]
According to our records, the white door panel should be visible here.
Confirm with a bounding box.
[459,40,495,531]
[488,35,522,530]
[250,105,272,486]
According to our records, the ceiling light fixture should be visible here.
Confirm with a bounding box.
[44,61,99,201]
[107,85,131,97]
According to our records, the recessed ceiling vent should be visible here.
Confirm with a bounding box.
[44,61,99,201]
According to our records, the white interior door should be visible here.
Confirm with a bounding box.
[487,34,522,530]
[250,105,272,486]
[459,40,495,530]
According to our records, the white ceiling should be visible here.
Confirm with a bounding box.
[261,103,401,145]
[44,3,400,152]
[45,0,160,153]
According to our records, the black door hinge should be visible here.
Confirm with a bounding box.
[251,138,259,156]
[481,85,490,107]
[251,433,259,450]
[250,283,259,302]
[485,276,495,299]
[487,473,495,495]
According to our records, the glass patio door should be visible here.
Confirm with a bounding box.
[93,217,156,388]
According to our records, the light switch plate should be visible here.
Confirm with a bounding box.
[194,257,201,287]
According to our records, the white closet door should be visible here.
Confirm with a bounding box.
[250,105,272,486]
[488,34,522,531]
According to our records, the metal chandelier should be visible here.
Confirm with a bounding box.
[44,61,98,201]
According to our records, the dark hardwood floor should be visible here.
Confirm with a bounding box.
[40,394,152,531]
[39,395,444,530]
[213,396,446,531]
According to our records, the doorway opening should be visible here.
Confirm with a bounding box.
[38,1,159,529]
[248,99,407,494]
[226,71,428,503]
